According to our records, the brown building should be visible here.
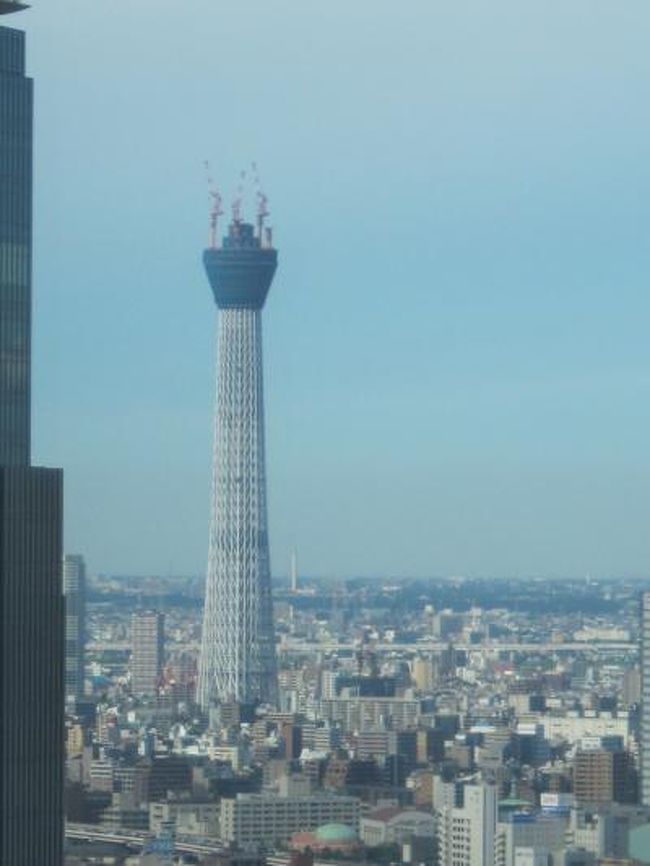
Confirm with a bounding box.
[574,749,637,805]
[131,611,164,697]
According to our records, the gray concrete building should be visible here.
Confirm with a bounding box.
[642,591,650,806]
[64,553,86,703]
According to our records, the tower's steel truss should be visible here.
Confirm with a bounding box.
[198,218,278,709]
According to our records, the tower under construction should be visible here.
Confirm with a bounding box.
[197,182,278,710]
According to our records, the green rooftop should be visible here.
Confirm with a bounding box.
[315,823,358,844]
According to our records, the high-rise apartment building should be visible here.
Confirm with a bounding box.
[641,591,650,805]
[131,610,165,696]
[197,202,278,709]
[0,9,64,866]
[63,553,86,703]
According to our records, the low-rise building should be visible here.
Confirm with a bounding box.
[149,799,219,836]
[360,806,435,847]
[220,792,360,846]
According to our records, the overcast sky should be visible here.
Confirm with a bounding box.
[17,0,650,578]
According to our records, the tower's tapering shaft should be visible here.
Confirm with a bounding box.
[198,220,278,709]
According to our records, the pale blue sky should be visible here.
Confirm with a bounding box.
[18,0,650,577]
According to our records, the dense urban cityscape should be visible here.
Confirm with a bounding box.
[62,569,650,865]
[3,1,650,865]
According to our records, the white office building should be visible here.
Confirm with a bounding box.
[438,782,497,866]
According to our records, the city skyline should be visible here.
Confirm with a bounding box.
[7,2,648,863]
[18,1,650,579]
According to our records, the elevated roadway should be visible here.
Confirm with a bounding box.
[66,823,223,856]
[279,639,636,654]
[87,639,636,655]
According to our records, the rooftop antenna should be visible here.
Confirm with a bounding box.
[204,161,223,249]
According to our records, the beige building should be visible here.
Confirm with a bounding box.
[412,657,435,691]
[131,610,165,697]
[220,792,360,846]
[318,696,420,730]
[149,799,219,836]
[66,723,84,758]
[360,806,435,847]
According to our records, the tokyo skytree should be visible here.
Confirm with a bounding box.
[197,181,278,709]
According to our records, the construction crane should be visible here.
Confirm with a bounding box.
[204,161,223,249]
[231,168,247,228]
[251,161,272,246]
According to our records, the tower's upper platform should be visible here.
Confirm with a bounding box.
[204,222,277,310]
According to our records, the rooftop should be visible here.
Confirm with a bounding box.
[315,824,358,844]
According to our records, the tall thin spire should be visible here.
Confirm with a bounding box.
[290,548,298,592]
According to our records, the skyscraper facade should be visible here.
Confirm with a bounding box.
[63,553,87,703]
[641,591,650,805]
[0,10,64,866]
[0,10,30,466]
[131,610,165,696]
[198,208,278,709]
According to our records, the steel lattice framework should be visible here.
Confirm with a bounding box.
[197,219,278,709]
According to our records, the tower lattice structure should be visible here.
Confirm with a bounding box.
[198,210,278,709]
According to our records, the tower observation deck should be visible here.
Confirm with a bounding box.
[197,200,278,710]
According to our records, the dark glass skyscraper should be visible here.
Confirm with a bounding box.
[0,10,64,866]
[0,13,30,465]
